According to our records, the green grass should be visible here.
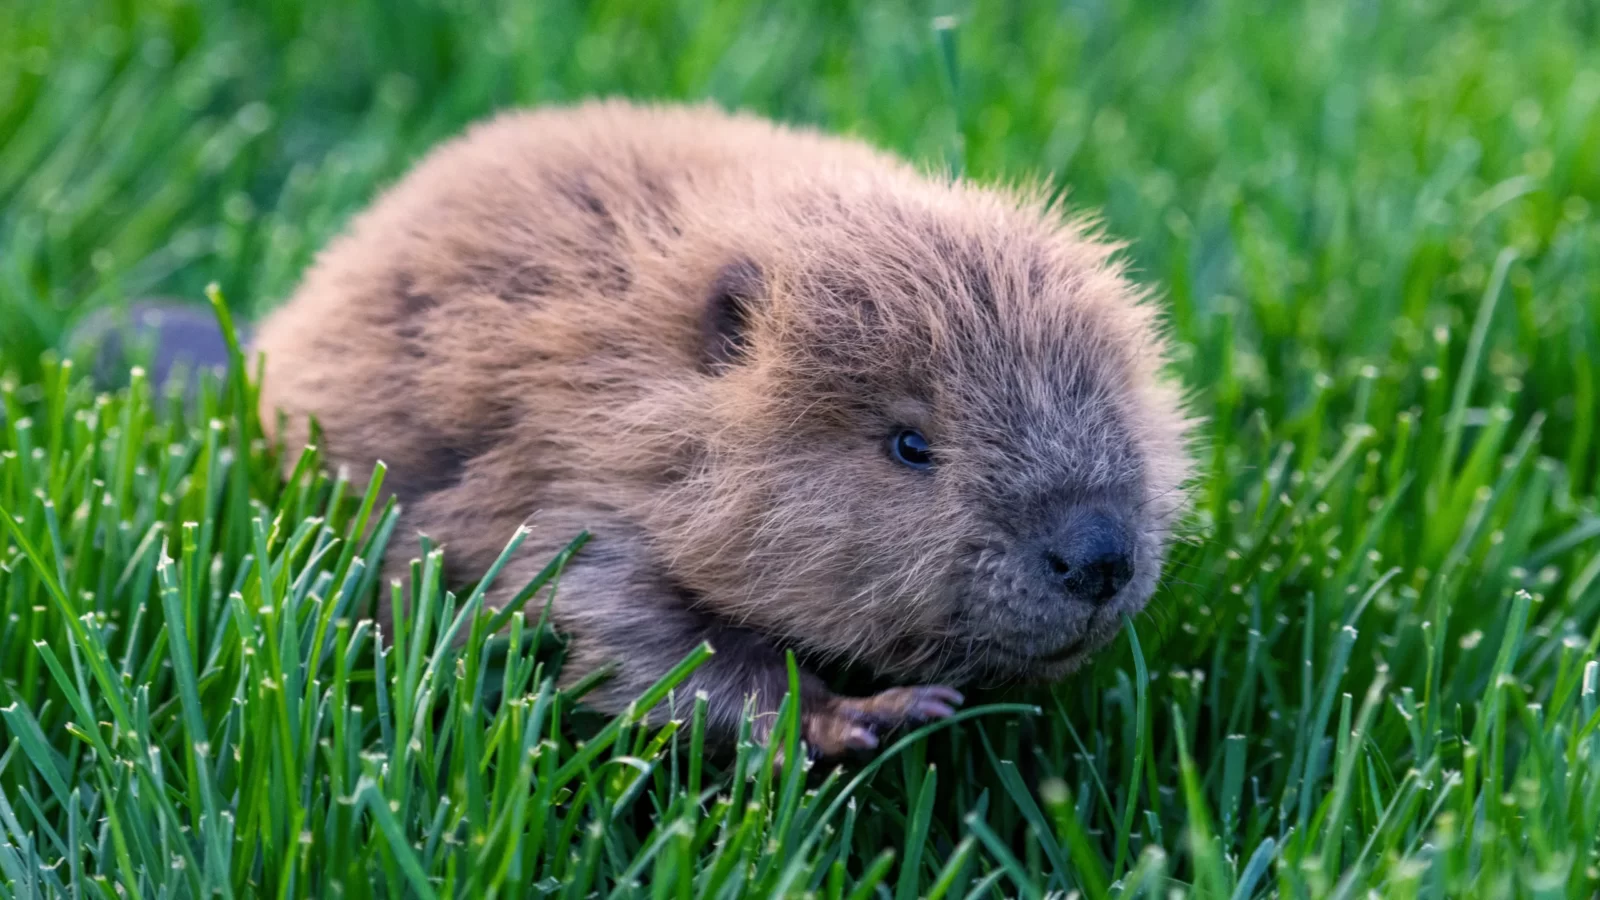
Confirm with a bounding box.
[3,0,1600,896]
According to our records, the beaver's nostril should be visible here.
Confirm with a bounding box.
[1041,508,1134,606]
[1080,551,1133,604]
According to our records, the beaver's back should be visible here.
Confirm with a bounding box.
[251,99,913,575]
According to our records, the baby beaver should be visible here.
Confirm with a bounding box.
[248,99,1194,758]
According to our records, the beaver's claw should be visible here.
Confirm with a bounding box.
[802,685,965,759]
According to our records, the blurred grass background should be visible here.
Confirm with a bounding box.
[4,0,1600,896]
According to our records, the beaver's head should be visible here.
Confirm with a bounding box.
[639,177,1193,686]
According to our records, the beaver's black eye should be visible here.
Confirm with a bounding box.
[889,429,933,470]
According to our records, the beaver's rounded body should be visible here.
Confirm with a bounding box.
[253,99,1193,756]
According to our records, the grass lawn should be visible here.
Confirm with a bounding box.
[3,0,1600,896]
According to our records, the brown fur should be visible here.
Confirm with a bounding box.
[252,99,1194,756]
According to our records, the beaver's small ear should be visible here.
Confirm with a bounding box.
[701,258,765,372]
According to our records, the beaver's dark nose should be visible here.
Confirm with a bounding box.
[1041,508,1134,606]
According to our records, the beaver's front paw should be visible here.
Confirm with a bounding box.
[802,685,965,758]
